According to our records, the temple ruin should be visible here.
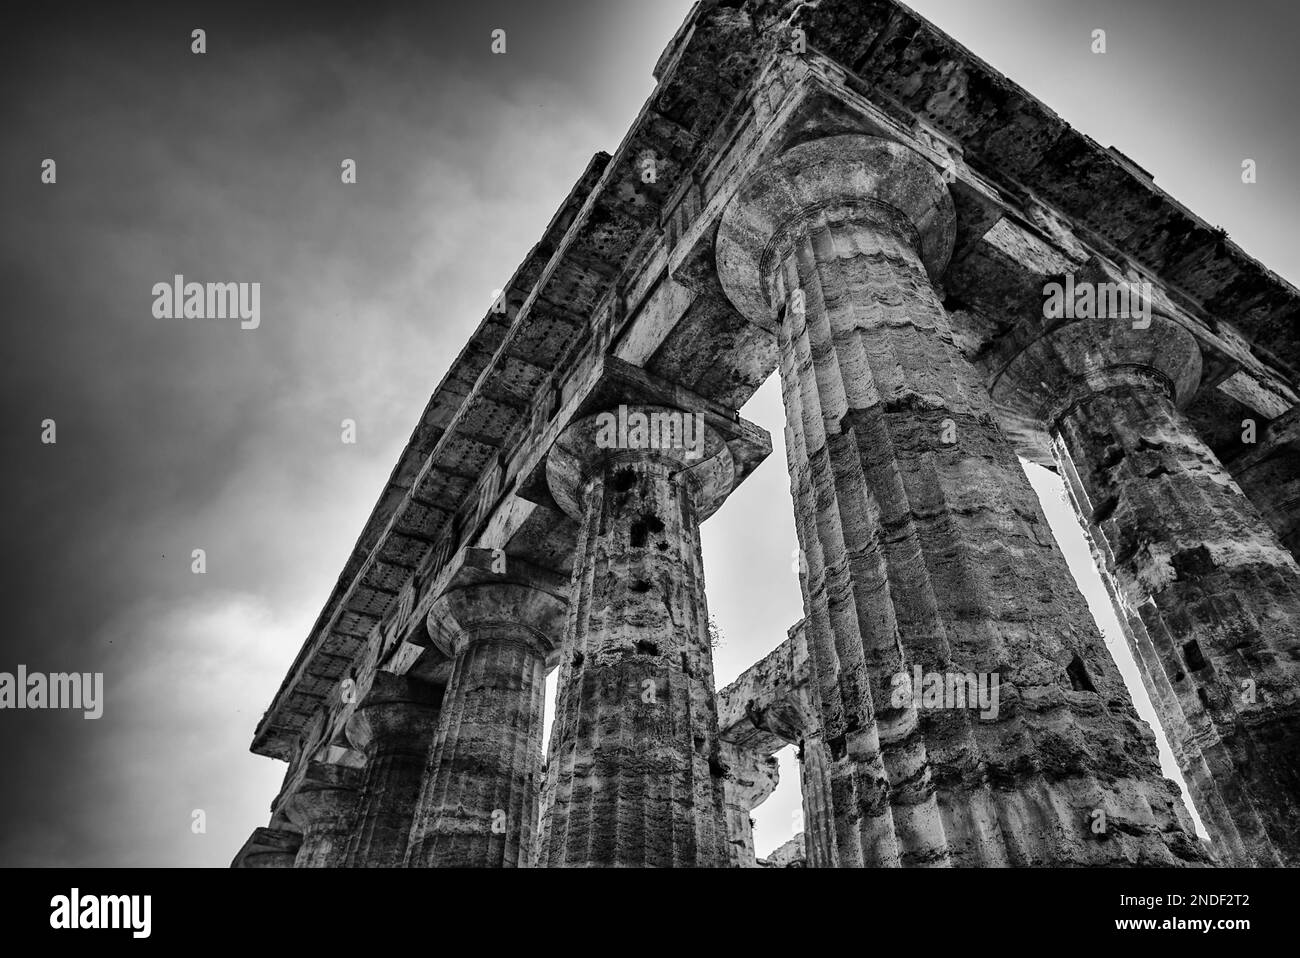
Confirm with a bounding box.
[233,0,1300,868]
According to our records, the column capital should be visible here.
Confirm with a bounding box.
[545,403,737,522]
[537,403,733,867]
[720,741,781,810]
[425,582,567,661]
[283,761,361,830]
[230,826,301,869]
[344,672,442,756]
[991,309,1203,434]
[717,134,957,331]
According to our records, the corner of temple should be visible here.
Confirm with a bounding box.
[717,134,958,332]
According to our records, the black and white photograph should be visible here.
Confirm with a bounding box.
[1,0,1295,943]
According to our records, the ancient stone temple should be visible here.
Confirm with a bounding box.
[233,0,1300,869]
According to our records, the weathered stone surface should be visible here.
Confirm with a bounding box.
[718,133,1208,866]
[721,742,780,867]
[1053,378,1300,865]
[341,673,442,867]
[713,619,844,867]
[715,620,829,866]
[718,620,812,754]
[797,732,839,868]
[537,406,742,867]
[759,833,806,868]
[988,290,1300,865]
[407,582,566,867]
[1227,404,1300,564]
[283,762,362,868]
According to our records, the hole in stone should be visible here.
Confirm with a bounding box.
[1137,436,1164,452]
[1092,496,1119,525]
[1145,464,1171,480]
[628,579,652,593]
[610,467,637,492]
[656,542,670,552]
[1171,545,1214,580]
[1183,640,1208,672]
[708,755,726,777]
[1197,687,1210,708]
[681,651,692,677]
[1100,445,1125,470]
[828,733,847,761]
[635,639,659,656]
[1067,654,1096,693]
[1173,671,1186,683]
[571,651,584,669]
[630,514,664,547]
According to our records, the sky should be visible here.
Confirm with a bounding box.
[0,0,1295,866]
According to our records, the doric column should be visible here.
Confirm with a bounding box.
[720,742,780,867]
[1055,485,1221,858]
[717,133,1207,866]
[538,404,734,867]
[796,733,837,868]
[341,672,442,867]
[406,582,564,867]
[1065,375,1299,863]
[787,585,842,869]
[995,305,1300,865]
[284,762,361,868]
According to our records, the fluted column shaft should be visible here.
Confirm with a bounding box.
[539,409,733,867]
[718,134,1208,867]
[407,583,562,867]
[1057,378,1300,865]
[411,633,547,866]
[342,677,441,867]
[287,774,359,868]
[346,745,427,866]
[797,733,837,868]
[720,741,779,867]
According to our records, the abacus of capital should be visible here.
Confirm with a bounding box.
[235,1,1300,869]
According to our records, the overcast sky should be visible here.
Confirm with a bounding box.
[1,0,1294,866]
